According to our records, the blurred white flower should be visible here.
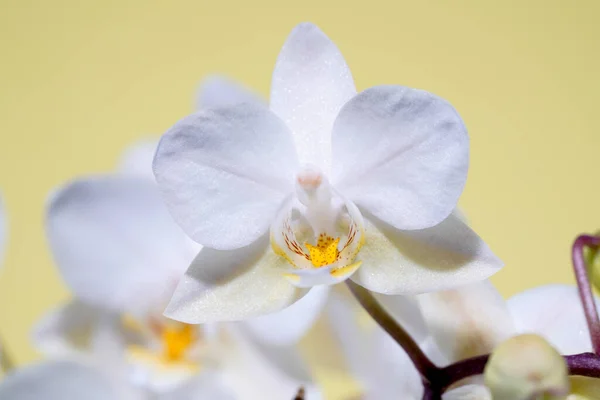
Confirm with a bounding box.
[38,139,321,399]
[0,359,232,400]
[328,282,600,399]
[153,22,502,326]
[0,360,139,400]
[418,282,600,363]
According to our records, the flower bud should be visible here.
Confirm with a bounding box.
[484,334,569,400]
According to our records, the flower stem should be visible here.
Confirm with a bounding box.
[345,281,600,399]
[436,352,600,392]
[572,235,600,355]
[421,383,441,400]
[345,280,439,383]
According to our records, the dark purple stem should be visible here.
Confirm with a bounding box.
[421,383,441,400]
[566,352,600,376]
[572,235,600,355]
[347,237,600,400]
[436,355,489,390]
[435,352,600,392]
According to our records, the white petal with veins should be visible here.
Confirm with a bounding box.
[332,85,469,230]
[165,237,305,323]
[153,102,299,250]
[46,176,195,314]
[270,184,365,287]
[352,212,502,295]
[270,22,356,173]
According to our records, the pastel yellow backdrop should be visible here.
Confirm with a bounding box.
[0,0,599,397]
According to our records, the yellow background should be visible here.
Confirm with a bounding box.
[0,0,599,396]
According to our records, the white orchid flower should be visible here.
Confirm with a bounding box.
[329,282,600,399]
[153,22,503,326]
[0,360,140,400]
[38,140,321,399]
[0,359,233,400]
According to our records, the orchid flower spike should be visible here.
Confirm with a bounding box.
[333,281,600,398]
[40,140,321,399]
[153,22,503,324]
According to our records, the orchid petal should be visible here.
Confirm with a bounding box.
[442,384,492,400]
[326,293,423,399]
[158,372,235,400]
[507,284,600,355]
[284,264,361,288]
[33,300,120,356]
[221,325,321,400]
[0,361,139,400]
[46,176,196,314]
[32,300,145,362]
[118,138,158,179]
[197,75,263,110]
[153,103,299,250]
[332,85,469,230]
[270,22,356,172]
[417,281,515,363]
[352,212,503,295]
[244,285,329,345]
[372,293,449,364]
[372,293,430,343]
[164,237,304,324]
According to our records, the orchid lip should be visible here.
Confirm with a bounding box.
[270,168,365,287]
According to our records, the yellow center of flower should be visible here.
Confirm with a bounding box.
[122,315,200,369]
[305,234,341,267]
[162,324,195,363]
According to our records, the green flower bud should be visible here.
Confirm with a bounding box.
[484,334,569,400]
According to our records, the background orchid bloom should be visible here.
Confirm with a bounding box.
[326,289,492,400]
[153,22,503,326]
[0,359,234,400]
[418,282,600,397]
[38,140,321,399]
[0,360,141,400]
[330,281,600,399]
